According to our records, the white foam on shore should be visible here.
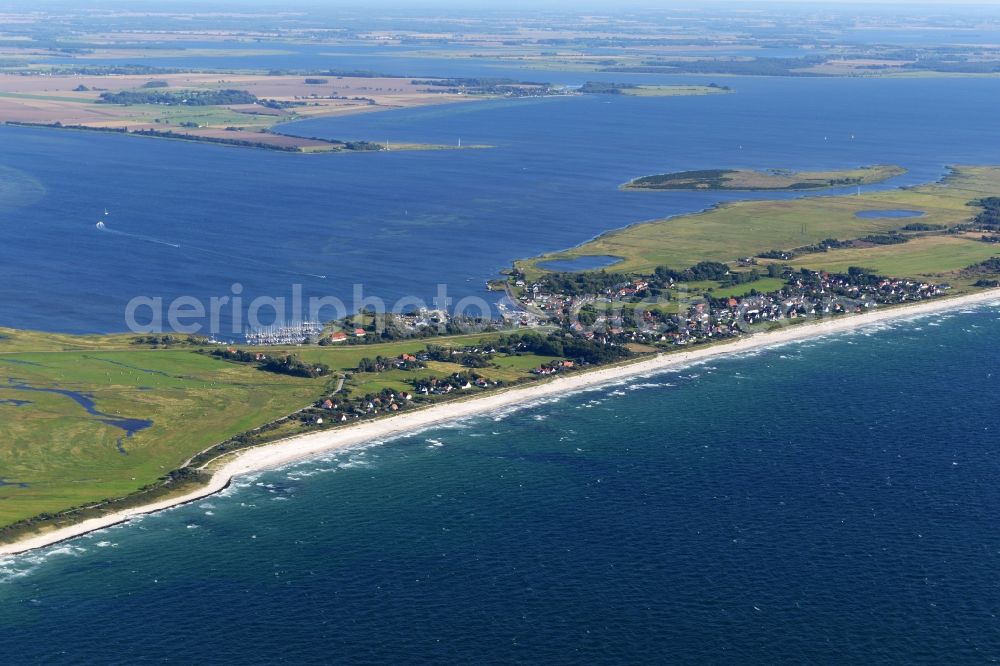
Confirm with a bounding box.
[2,290,998,559]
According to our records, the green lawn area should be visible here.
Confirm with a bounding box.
[519,166,1000,278]
[0,349,324,526]
[342,352,555,398]
[785,235,1000,278]
[293,332,507,371]
[710,277,788,297]
[0,329,559,529]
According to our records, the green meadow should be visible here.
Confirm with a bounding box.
[784,234,1000,279]
[518,166,1000,279]
[0,329,554,531]
[0,347,322,526]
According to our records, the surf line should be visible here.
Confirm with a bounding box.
[95,219,327,279]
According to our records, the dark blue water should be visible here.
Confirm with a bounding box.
[2,305,999,663]
[2,76,1000,334]
[856,209,926,219]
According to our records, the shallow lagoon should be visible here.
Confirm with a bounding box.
[1,77,999,334]
[855,209,925,219]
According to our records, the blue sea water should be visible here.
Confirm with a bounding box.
[1,306,999,663]
[2,76,1000,333]
[2,59,1000,664]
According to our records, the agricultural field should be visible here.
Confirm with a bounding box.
[0,72,484,151]
[519,166,1000,279]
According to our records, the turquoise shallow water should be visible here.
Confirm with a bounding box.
[2,305,999,663]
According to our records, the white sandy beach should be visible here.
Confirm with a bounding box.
[3,288,999,556]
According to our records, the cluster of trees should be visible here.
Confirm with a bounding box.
[209,348,329,378]
[411,371,492,394]
[98,88,258,106]
[967,257,1000,273]
[131,334,206,347]
[654,261,733,282]
[279,133,384,152]
[496,332,631,365]
[536,260,768,300]
[756,226,940,264]
[903,59,1000,74]
[423,344,493,367]
[259,99,306,109]
[630,169,735,189]
[862,233,909,245]
[456,353,491,368]
[342,140,383,151]
[653,261,760,288]
[578,81,638,94]
[260,354,329,378]
[538,270,628,296]
[357,356,392,372]
[973,197,1000,229]
[758,249,794,260]
[356,355,425,372]
[797,237,851,254]
[210,348,259,363]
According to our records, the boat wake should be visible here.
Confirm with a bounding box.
[96,218,327,279]
[96,220,180,248]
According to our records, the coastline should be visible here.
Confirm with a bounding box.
[3,287,999,557]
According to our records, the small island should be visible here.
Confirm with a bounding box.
[624,165,906,191]
[579,81,732,97]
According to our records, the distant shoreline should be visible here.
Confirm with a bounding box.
[3,287,999,557]
[1,120,482,154]
[622,165,907,192]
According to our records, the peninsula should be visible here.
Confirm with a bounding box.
[2,167,1000,553]
[624,165,906,191]
[2,286,999,556]
[0,72,527,152]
